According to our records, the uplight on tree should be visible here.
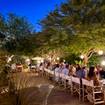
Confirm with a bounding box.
[48,57,52,61]
[41,60,44,63]
[63,59,65,62]
[7,58,12,63]
[80,55,84,59]
[26,58,30,62]
[101,60,105,66]
[57,57,60,60]
[98,50,103,55]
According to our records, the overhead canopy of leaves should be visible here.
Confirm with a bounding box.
[1,0,105,64]
[35,0,105,63]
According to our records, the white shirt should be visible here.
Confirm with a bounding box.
[55,67,60,73]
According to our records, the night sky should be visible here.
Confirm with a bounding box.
[0,0,66,31]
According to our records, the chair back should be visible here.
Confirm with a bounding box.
[44,68,50,73]
[49,70,54,75]
[82,78,94,87]
[100,79,105,85]
[71,76,80,84]
[55,72,60,77]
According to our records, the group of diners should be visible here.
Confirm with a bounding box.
[39,62,105,86]
[38,62,105,104]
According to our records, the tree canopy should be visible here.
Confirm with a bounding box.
[35,0,105,63]
[0,0,105,64]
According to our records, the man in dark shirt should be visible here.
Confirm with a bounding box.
[76,67,86,78]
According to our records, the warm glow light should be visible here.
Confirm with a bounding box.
[26,59,30,62]
[101,60,105,66]
[32,57,43,60]
[7,58,12,63]
[25,59,30,65]
[37,60,41,64]
[48,57,51,61]
[41,60,44,63]
[80,55,84,59]
[7,55,14,63]
[57,57,60,60]
[98,50,103,55]
[63,60,65,62]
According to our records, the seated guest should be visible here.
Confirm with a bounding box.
[76,64,81,73]
[54,64,60,82]
[87,66,99,85]
[62,64,69,75]
[76,66,86,78]
[61,65,69,85]
[82,66,88,78]
[87,66,104,102]
[46,62,52,70]
[52,64,57,71]
[76,64,81,71]
[99,67,105,79]
[96,64,101,74]
[55,64,60,72]
[69,65,76,76]
[75,64,81,77]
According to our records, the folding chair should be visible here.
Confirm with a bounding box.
[38,66,44,77]
[66,75,72,93]
[60,74,67,88]
[71,76,81,101]
[100,79,105,104]
[48,70,54,81]
[82,78,104,105]
[54,71,60,82]
[44,68,50,79]
[60,74,72,90]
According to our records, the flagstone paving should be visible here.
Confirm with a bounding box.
[0,73,91,105]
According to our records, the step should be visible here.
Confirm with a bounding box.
[94,86,101,88]
[95,98,102,101]
[94,101,104,104]
[94,91,102,94]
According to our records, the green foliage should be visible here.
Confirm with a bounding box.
[7,13,34,38]
[63,53,80,64]
[75,60,83,65]
[0,13,35,53]
[1,0,105,65]
[88,54,100,66]
[0,14,7,33]
[11,55,25,64]
[0,50,9,86]
[35,0,105,65]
